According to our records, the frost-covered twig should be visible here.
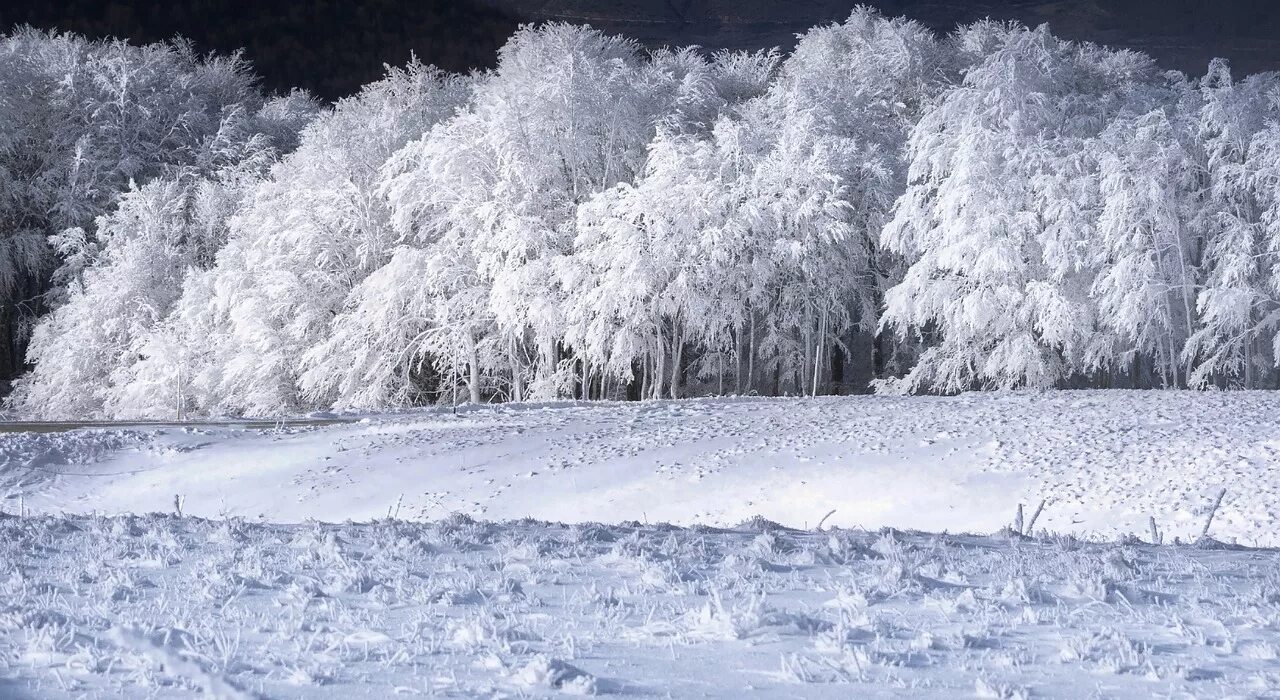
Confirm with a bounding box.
[816,509,836,531]
[1025,500,1045,535]
[1199,488,1227,541]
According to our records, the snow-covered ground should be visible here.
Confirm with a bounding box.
[4,391,1280,697]
[4,513,1280,698]
[5,391,1279,545]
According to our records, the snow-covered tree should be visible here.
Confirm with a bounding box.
[1240,114,1280,383]
[371,24,734,403]
[1090,102,1203,387]
[880,24,1157,392]
[10,178,197,417]
[0,29,314,387]
[740,8,948,395]
[568,129,732,399]
[1183,62,1280,387]
[566,8,948,399]
[9,104,289,418]
[17,14,1280,416]
[195,61,470,415]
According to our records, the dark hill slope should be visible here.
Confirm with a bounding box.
[483,0,1280,77]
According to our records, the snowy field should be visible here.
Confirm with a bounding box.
[5,391,1280,698]
[4,391,1279,545]
[6,514,1280,698]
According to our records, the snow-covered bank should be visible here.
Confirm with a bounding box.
[4,391,1280,545]
[3,513,1280,698]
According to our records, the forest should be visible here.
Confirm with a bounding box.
[6,7,1280,419]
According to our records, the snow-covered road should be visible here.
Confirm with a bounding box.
[5,391,1280,545]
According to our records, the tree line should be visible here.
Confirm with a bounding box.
[8,8,1280,418]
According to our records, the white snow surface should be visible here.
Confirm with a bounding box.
[3,514,1280,698]
[5,391,1278,545]
[5,391,1280,698]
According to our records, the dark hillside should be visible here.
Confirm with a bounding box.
[3,0,1277,102]
[483,0,1280,78]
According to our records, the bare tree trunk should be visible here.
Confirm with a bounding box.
[1173,234,1197,386]
[654,327,665,400]
[734,327,743,395]
[468,337,481,405]
[1244,328,1255,390]
[175,361,183,421]
[509,335,523,402]
[801,303,812,398]
[539,338,556,395]
[669,324,683,400]
[718,347,724,396]
[812,305,827,397]
[452,345,460,408]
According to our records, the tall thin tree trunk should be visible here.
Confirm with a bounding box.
[452,344,460,408]
[1244,311,1256,389]
[539,338,556,396]
[468,338,481,405]
[718,348,724,396]
[1173,236,1197,386]
[509,335,523,402]
[734,327,743,395]
[654,327,666,401]
[812,305,827,397]
[801,304,812,398]
[669,324,683,400]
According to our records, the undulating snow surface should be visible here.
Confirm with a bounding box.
[5,391,1279,545]
[3,513,1280,698]
[3,391,1280,697]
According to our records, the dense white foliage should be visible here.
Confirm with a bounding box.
[14,8,1280,417]
[882,26,1160,391]
[0,31,316,354]
[206,61,471,415]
